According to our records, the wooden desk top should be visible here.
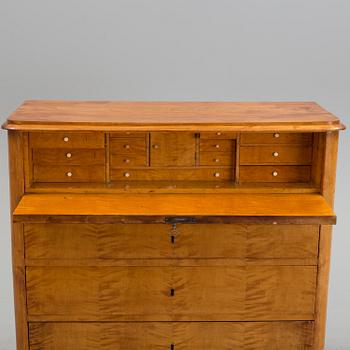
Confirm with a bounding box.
[2,100,345,132]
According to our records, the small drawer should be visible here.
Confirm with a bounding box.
[111,168,232,181]
[29,132,105,149]
[33,149,105,165]
[200,152,233,166]
[110,132,147,138]
[200,139,233,152]
[110,138,146,154]
[200,132,237,139]
[240,165,311,183]
[110,154,147,168]
[33,165,105,183]
[240,145,312,165]
[240,133,313,145]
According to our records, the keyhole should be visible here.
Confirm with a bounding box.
[170,344,175,350]
[171,235,175,244]
[170,288,175,296]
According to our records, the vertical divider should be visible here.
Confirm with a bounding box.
[147,133,151,167]
[235,133,240,184]
[195,133,200,167]
[105,133,110,184]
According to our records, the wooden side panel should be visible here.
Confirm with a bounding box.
[28,321,314,350]
[26,266,316,321]
[8,131,29,350]
[24,224,319,260]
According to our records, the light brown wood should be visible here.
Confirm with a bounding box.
[199,151,233,166]
[28,321,314,350]
[110,137,147,154]
[3,101,344,132]
[200,131,238,139]
[26,266,316,321]
[241,132,313,145]
[13,193,335,218]
[200,139,234,152]
[240,145,312,165]
[24,224,319,260]
[150,132,196,167]
[110,153,147,168]
[240,165,311,183]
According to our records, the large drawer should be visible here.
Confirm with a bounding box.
[29,132,105,149]
[29,321,314,350]
[26,266,316,321]
[240,133,313,145]
[24,224,319,260]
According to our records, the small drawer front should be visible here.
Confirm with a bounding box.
[26,266,316,321]
[240,166,311,183]
[200,152,233,166]
[33,165,105,182]
[110,132,147,138]
[29,132,105,149]
[200,132,237,139]
[241,133,313,145]
[24,224,319,260]
[200,139,233,152]
[240,146,312,165]
[29,321,314,350]
[33,149,105,165]
[110,168,232,181]
[110,154,147,168]
[110,138,146,154]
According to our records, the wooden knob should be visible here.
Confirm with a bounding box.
[272,171,278,177]
[216,132,222,136]
[215,144,220,149]
[124,159,130,163]
[66,152,72,158]
[124,172,130,178]
[274,133,280,138]
[273,152,279,157]
[66,171,73,177]
[153,144,159,149]
[124,144,130,149]
[63,136,69,142]
[214,158,220,163]
[214,172,220,177]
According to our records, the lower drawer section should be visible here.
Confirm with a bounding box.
[26,266,316,321]
[29,321,314,349]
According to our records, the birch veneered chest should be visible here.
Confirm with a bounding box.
[2,101,345,350]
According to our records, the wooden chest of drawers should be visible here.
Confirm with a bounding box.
[2,101,345,349]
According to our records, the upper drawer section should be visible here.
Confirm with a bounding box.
[241,133,313,145]
[29,132,105,149]
[110,138,147,154]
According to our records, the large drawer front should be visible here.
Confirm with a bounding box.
[24,224,319,260]
[26,266,316,321]
[29,321,314,350]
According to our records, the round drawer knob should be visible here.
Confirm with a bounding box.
[273,152,279,157]
[124,172,130,178]
[214,158,220,163]
[124,144,130,149]
[272,171,278,177]
[214,172,220,177]
[153,144,159,149]
[216,132,222,136]
[66,152,72,158]
[215,144,220,149]
[63,136,69,142]
[124,159,130,163]
[274,133,280,138]
[66,171,73,177]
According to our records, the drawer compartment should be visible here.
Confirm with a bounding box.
[24,224,319,260]
[110,138,146,154]
[33,149,105,165]
[110,153,147,168]
[110,132,147,138]
[200,152,233,166]
[33,165,105,182]
[200,139,234,152]
[29,132,105,148]
[111,168,232,181]
[29,321,314,350]
[200,131,238,139]
[26,266,316,321]
[240,166,311,183]
[241,133,313,145]
[240,146,312,165]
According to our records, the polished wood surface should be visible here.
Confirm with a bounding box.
[3,101,344,132]
[13,193,335,219]
[28,321,314,350]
